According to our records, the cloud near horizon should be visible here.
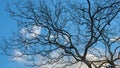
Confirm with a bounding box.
[12,49,108,68]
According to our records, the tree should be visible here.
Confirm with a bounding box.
[1,0,120,68]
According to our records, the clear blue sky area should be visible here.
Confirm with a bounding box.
[0,0,32,68]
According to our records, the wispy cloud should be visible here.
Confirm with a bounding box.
[20,25,41,38]
[12,50,25,62]
[110,36,120,42]
[12,50,31,64]
[12,49,107,68]
[12,50,23,61]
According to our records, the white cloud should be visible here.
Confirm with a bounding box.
[12,50,31,64]
[12,49,104,68]
[12,50,23,61]
[49,34,56,39]
[20,28,27,35]
[110,36,120,41]
[20,25,41,38]
[30,25,41,37]
[12,50,25,62]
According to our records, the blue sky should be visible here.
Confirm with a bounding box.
[0,0,32,68]
[0,0,120,68]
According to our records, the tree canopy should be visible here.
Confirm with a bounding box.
[1,0,120,68]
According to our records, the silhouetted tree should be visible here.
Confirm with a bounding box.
[1,0,120,68]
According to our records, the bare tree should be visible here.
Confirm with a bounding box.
[1,0,120,68]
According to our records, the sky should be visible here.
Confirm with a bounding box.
[0,0,120,68]
[0,0,32,68]
[0,0,87,68]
